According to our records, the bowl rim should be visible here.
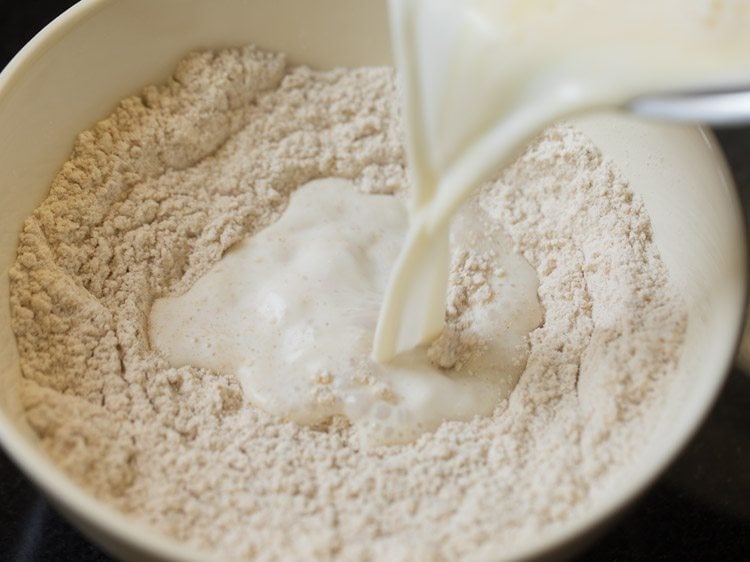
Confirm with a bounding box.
[0,1,746,561]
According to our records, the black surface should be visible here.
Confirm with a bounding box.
[1,2,749,561]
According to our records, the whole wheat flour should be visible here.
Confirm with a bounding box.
[9,46,687,561]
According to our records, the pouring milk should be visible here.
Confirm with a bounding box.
[373,0,750,361]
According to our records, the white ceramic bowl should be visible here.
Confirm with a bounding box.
[0,1,746,560]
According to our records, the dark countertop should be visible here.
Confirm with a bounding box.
[1,2,749,561]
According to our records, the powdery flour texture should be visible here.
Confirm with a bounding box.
[9,46,687,561]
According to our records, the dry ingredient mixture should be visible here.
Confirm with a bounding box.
[9,46,687,561]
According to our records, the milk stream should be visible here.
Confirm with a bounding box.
[373,0,750,362]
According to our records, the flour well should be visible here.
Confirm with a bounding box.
[9,47,687,561]
[149,177,541,447]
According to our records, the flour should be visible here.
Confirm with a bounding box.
[9,46,687,561]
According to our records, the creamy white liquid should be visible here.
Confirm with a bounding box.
[373,0,750,361]
[151,179,542,445]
